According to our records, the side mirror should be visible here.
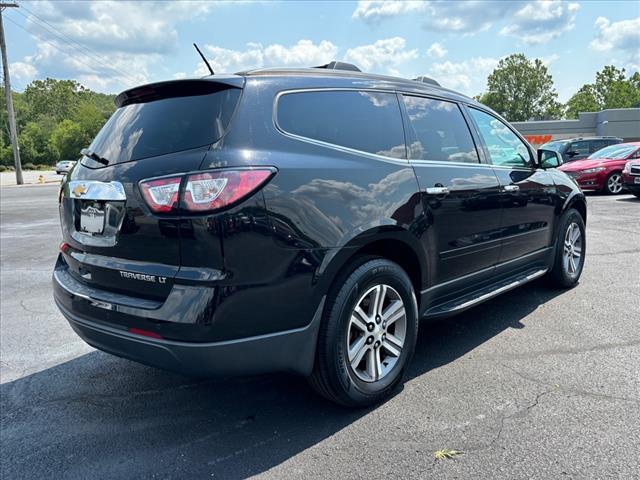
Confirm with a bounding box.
[537,149,563,169]
[565,150,577,157]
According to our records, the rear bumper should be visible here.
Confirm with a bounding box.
[53,266,324,377]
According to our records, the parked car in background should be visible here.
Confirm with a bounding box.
[622,159,640,198]
[541,136,623,162]
[559,142,640,194]
[53,64,587,407]
[55,160,77,175]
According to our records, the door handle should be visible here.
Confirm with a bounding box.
[503,185,520,192]
[425,186,450,195]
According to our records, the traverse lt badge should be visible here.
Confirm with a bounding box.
[119,270,167,283]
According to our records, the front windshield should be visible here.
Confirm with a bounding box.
[588,144,637,160]
[541,140,568,152]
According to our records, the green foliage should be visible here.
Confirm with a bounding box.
[476,54,564,122]
[50,120,85,160]
[1,79,116,166]
[566,66,640,118]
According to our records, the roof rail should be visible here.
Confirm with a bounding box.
[413,75,441,87]
[314,61,361,72]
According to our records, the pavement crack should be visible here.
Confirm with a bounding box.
[503,364,639,404]
[18,300,49,315]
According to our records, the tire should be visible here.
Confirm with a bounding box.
[603,172,623,195]
[308,257,419,407]
[546,208,586,288]
[634,192,640,199]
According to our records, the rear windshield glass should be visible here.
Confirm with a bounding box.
[85,86,240,166]
[588,144,637,159]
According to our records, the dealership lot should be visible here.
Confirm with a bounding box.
[1,184,638,479]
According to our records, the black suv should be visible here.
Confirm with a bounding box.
[53,63,586,406]
[541,136,623,162]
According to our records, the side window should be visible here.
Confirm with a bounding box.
[569,141,589,156]
[402,95,479,163]
[469,108,532,167]
[277,90,405,159]
[591,140,608,153]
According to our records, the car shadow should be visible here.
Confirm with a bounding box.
[616,196,639,202]
[1,279,567,479]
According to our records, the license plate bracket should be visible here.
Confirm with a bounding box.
[80,203,106,234]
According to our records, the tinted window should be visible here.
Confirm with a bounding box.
[87,87,240,165]
[591,139,608,152]
[402,95,479,163]
[569,141,589,156]
[277,91,405,158]
[469,108,531,167]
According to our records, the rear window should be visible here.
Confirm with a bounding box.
[85,84,240,166]
[277,90,405,159]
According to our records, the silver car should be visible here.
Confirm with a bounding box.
[55,160,77,175]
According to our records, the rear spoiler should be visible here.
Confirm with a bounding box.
[115,76,245,107]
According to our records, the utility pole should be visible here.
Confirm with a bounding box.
[0,2,23,185]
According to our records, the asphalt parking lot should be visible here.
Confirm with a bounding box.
[1,184,639,479]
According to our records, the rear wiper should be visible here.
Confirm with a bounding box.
[81,148,110,166]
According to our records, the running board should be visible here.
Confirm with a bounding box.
[424,267,548,318]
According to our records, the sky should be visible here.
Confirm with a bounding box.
[3,0,639,102]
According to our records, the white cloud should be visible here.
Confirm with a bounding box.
[201,37,416,76]
[13,0,219,92]
[353,0,523,33]
[200,40,338,74]
[590,16,640,71]
[9,62,38,81]
[429,57,500,95]
[426,42,447,59]
[344,37,418,72]
[352,1,426,23]
[500,1,580,45]
[173,72,188,80]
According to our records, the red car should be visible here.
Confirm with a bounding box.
[559,142,640,194]
[622,159,640,198]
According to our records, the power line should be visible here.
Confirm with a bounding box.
[13,5,136,82]
[3,12,138,84]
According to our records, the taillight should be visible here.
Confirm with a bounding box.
[139,176,181,213]
[139,169,274,214]
[183,170,273,212]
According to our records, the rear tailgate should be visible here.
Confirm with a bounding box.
[58,78,243,300]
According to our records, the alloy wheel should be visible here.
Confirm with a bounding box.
[346,284,407,383]
[607,173,623,194]
[562,222,583,277]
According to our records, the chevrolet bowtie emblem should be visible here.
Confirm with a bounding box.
[72,184,88,197]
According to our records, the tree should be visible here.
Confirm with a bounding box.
[565,85,600,119]
[23,78,87,123]
[50,120,85,160]
[2,79,116,166]
[565,66,640,118]
[476,54,564,122]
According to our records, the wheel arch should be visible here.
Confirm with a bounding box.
[563,192,587,225]
[318,228,426,309]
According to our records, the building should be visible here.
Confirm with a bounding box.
[512,108,640,148]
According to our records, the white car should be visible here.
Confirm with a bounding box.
[55,160,77,175]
